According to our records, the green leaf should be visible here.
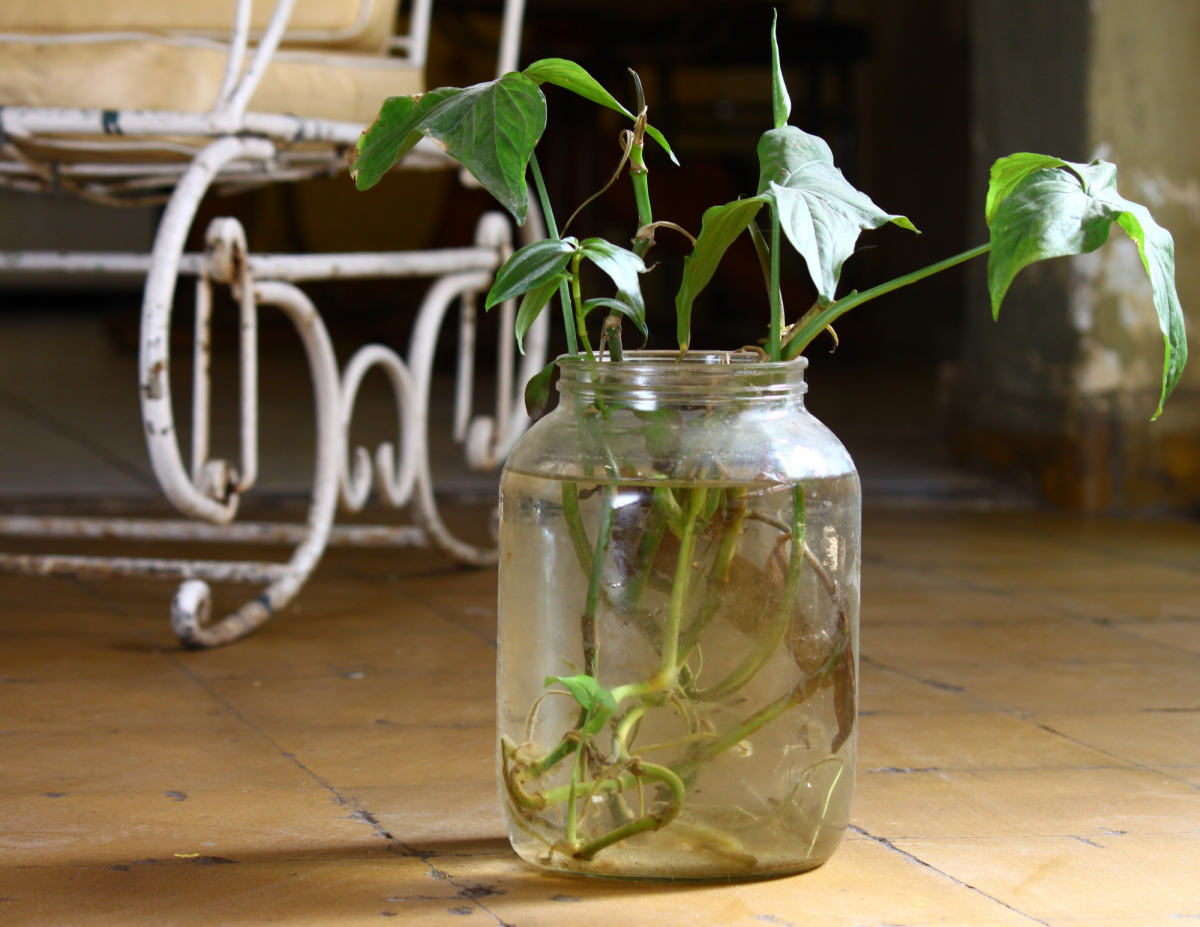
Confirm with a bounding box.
[355,74,547,224]
[544,674,617,715]
[770,10,791,130]
[674,197,768,351]
[758,126,917,306]
[523,58,679,166]
[486,237,577,308]
[579,238,648,317]
[642,126,680,167]
[985,152,1069,226]
[987,157,1186,418]
[582,297,648,341]
[352,87,463,190]
[516,273,571,353]
[523,359,559,422]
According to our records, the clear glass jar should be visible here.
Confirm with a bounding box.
[497,351,860,880]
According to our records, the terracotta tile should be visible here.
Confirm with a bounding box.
[271,723,494,789]
[472,833,1035,927]
[1033,710,1200,768]
[345,782,507,847]
[1119,617,1200,652]
[891,834,1200,922]
[174,623,496,681]
[858,661,976,714]
[0,724,313,793]
[863,618,1177,666]
[888,657,1200,714]
[0,675,232,733]
[858,711,1124,772]
[206,671,494,731]
[0,788,392,869]
[1024,586,1200,622]
[860,586,1052,624]
[852,766,1200,840]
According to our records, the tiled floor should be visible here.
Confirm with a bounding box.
[2,507,1199,925]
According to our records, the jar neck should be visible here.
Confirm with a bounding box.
[556,351,808,410]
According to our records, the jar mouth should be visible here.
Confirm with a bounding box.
[556,350,808,405]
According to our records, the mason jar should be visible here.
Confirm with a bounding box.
[497,351,860,880]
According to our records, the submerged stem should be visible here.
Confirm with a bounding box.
[582,486,618,677]
[693,484,805,702]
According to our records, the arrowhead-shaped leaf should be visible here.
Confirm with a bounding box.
[582,297,648,341]
[545,674,617,715]
[515,273,570,353]
[770,10,791,130]
[984,152,1068,226]
[674,197,768,351]
[354,74,546,224]
[523,58,679,166]
[579,238,648,317]
[987,155,1186,418]
[486,237,577,308]
[758,126,917,306]
[351,87,463,189]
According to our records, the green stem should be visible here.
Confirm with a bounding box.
[582,486,617,677]
[768,206,783,361]
[530,152,579,357]
[570,251,595,360]
[630,139,654,259]
[564,721,587,847]
[678,487,747,660]
[561,482,593,576]
[782,243,990,360]
[692,484,805,702]
[574,762,684,861]
[622,497,667,613]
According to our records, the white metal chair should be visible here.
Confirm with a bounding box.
[0,0,549,647]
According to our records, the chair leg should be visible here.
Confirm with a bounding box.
[172,281,343,648]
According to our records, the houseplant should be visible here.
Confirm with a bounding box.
[353,16,1185,880]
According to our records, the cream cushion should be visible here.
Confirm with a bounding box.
[0,36,421,124]
[0,0,396,53]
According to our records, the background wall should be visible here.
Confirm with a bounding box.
[956,0,1200,511]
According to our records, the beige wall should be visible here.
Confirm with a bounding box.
[1080,0,1200,413]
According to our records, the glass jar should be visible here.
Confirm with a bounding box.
[497,351,860,880]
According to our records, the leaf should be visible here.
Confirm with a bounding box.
[523,359,559,422]
[523,58,679,166]
[352,87,463,189]
[516,274,570,353]
[674,197,768,351]
[758,126,917,306]
[583,297,648,342]
[579,238,648,317]
[544,674,617,714]
[486,237,577,308]
[986,156,1186,418]
[985,152,1068,226]
[770,10,791,130]
[355,74,547,224]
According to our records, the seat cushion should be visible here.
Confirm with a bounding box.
[0,36,421,124]
[0,0,396,53]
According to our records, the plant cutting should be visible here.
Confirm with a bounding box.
[353,14,1185,880]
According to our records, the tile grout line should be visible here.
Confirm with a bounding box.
[861,653,1200,793]
[862,550,1200,667]
[848,824,1053,926]
[70,576,515,927]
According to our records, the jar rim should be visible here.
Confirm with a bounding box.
[555,350,808,405]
